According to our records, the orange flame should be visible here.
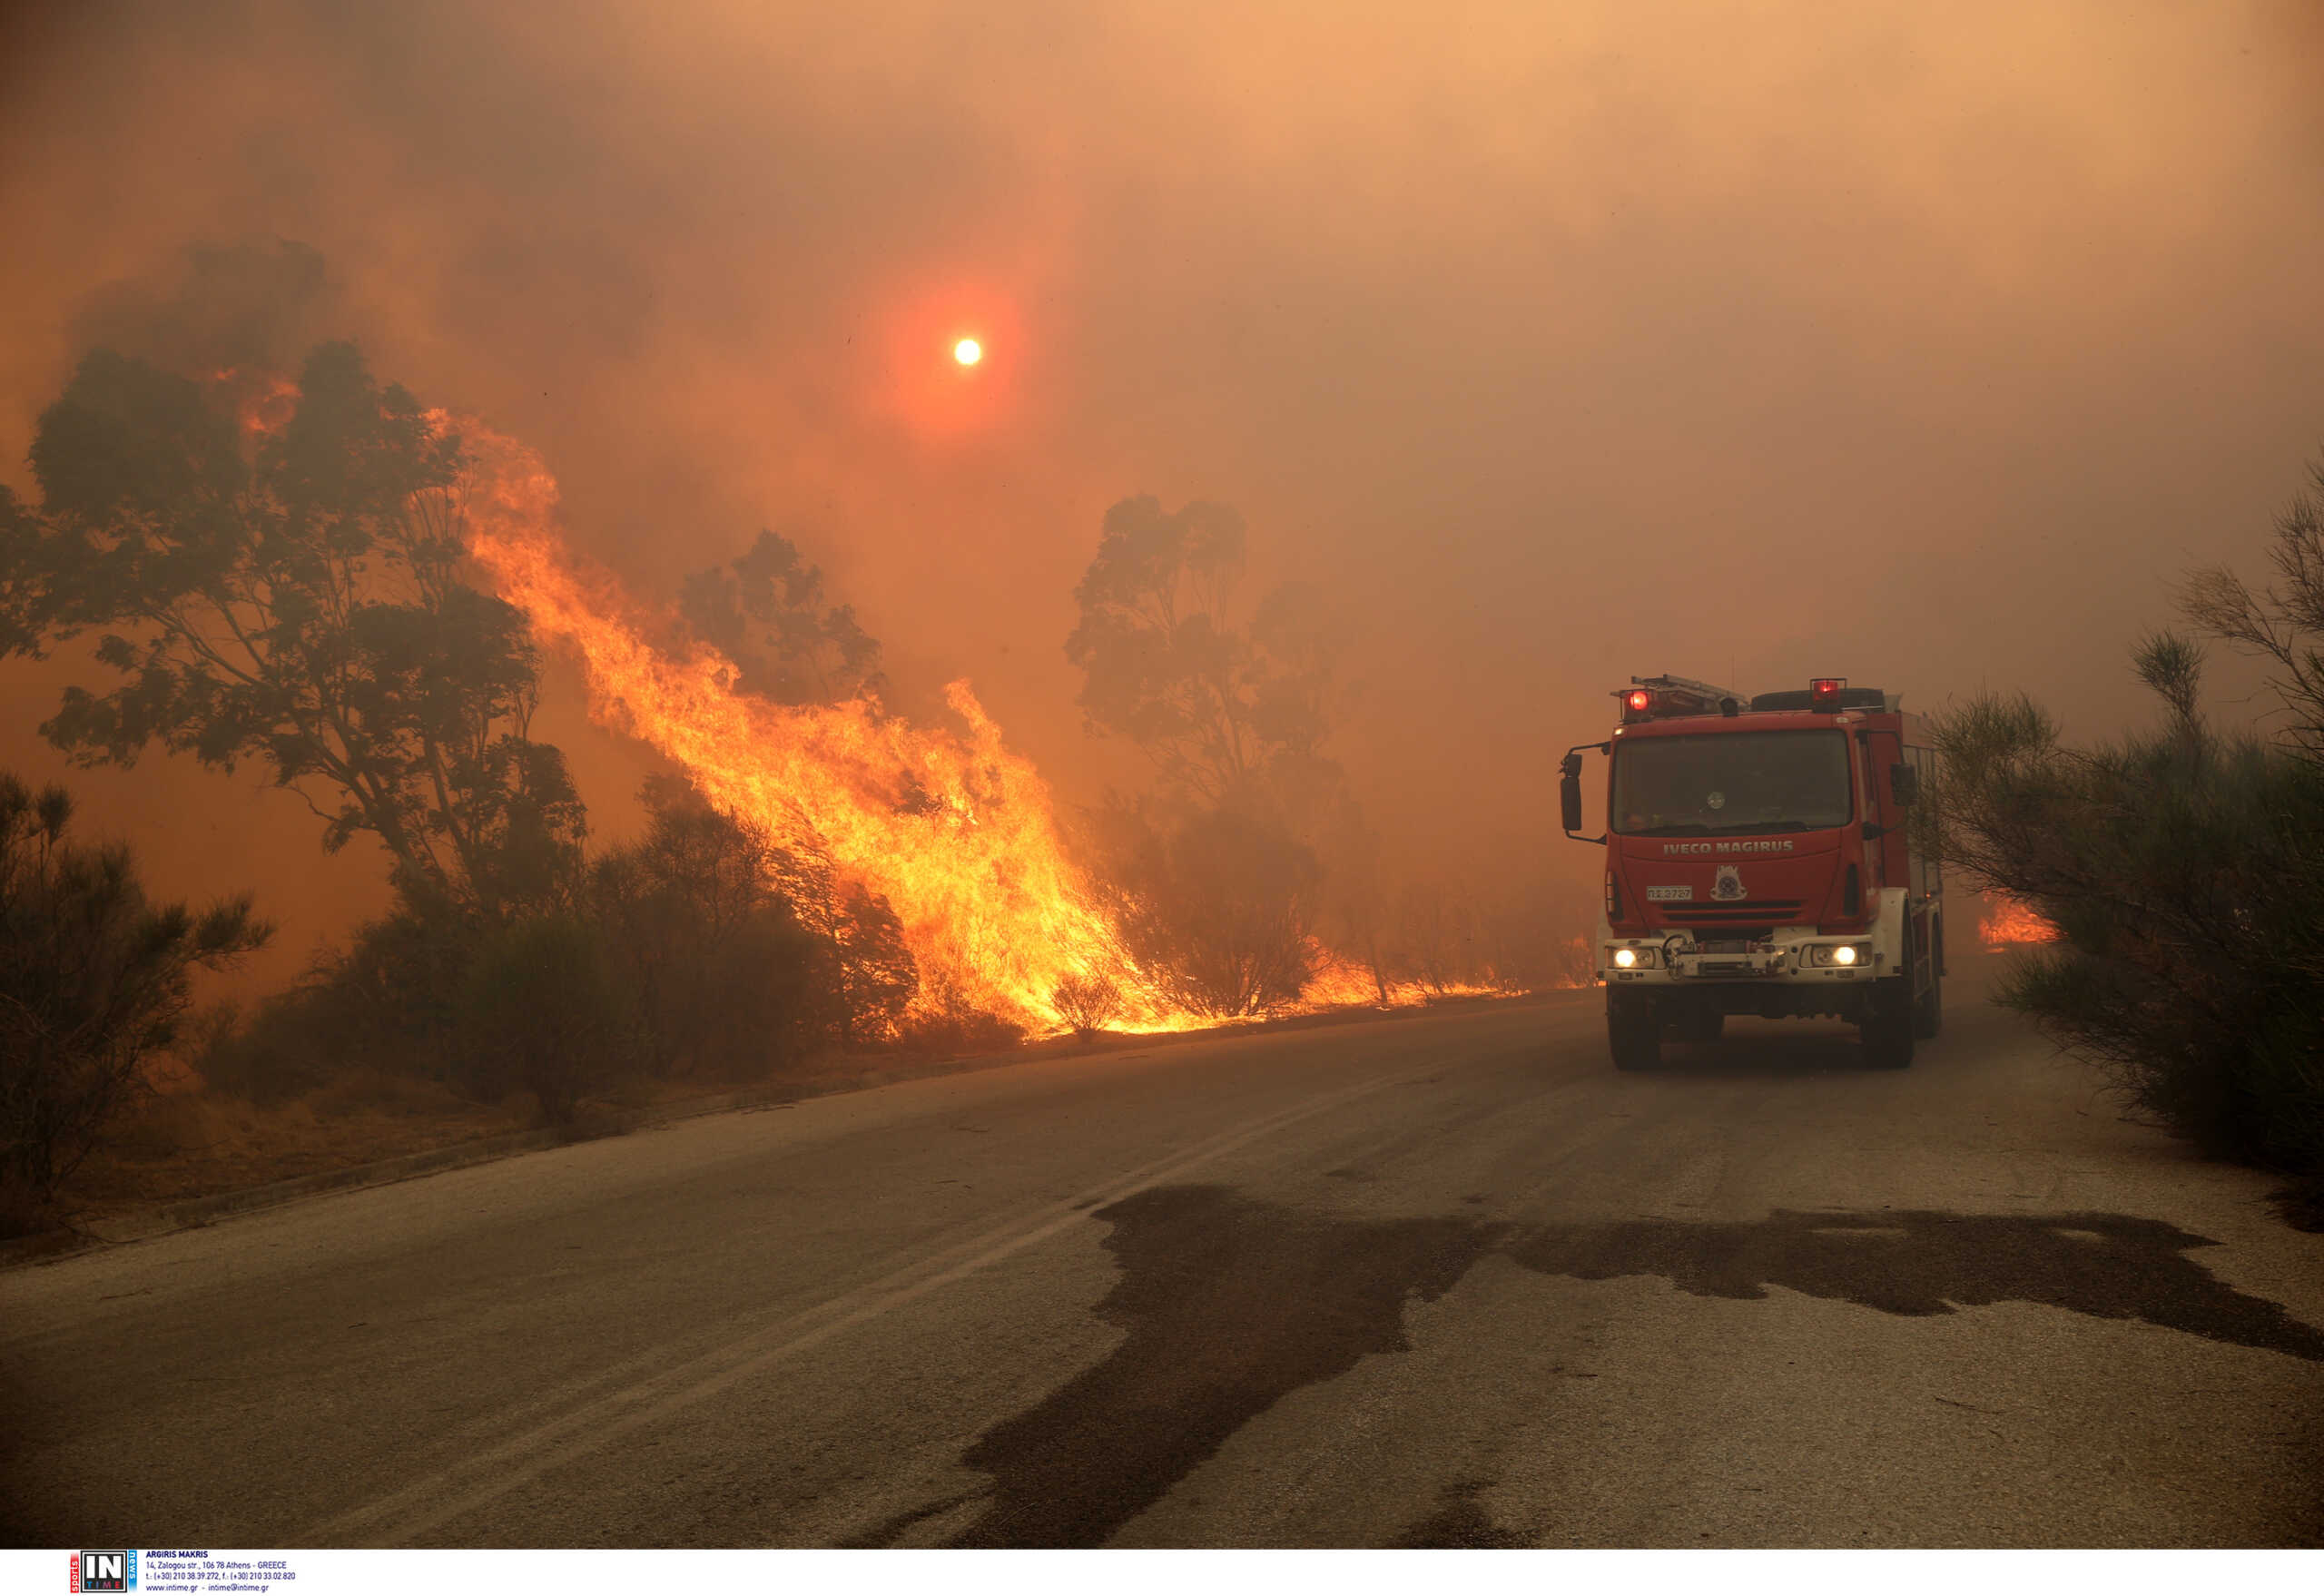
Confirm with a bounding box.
[1980,892,2061,948]
[446,416,1571,1038]
[202,366,300,439]
[1288,945,1553,1008]
[449,418,1205,1035]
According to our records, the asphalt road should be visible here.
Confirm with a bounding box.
[6,957,2321,1549]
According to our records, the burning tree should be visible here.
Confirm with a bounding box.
[0,342,585,919]
[1066,497,1352,1014]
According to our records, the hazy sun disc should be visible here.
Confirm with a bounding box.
[952,337,983,366]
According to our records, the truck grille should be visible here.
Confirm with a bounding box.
[1660,899,1806,926]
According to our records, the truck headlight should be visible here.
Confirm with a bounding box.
[1807,942,1870,968]
[1609,946,1659,970]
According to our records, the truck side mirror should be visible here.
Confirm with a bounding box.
[1890,762,1919,807]
[1560,753,1585,833]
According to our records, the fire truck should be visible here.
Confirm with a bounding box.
[1560,674,1944,1070]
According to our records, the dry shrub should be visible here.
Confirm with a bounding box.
[1049,972,1122,1039]
[307,1069,473,1120]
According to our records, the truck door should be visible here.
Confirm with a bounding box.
[1863,728,1930,997]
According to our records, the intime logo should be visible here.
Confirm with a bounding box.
[72,1551,134,1592]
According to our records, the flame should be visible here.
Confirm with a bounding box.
[1298,948,1533,1008]
[202,366,300,439]
[449,418,1205,1035]
[1980,892,2061,948]
[445,415,1573,1039]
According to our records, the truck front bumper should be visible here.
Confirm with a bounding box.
[1594,917,1900,988]
[1600,942,1886,985]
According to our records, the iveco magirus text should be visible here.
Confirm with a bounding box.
[1560,675,1945,1070]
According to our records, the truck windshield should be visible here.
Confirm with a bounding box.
[1610,729,1852,836]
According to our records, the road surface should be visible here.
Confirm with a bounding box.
[6,958,2321,1548]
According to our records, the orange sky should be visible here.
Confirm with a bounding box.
[1,0,2319,985]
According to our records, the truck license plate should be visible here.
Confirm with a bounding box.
[1646,885,1693,901]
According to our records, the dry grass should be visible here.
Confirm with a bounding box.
[58,1075,527,1225]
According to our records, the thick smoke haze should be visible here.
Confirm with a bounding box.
[2,0,2319,982]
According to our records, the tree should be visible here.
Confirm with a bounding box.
[679,529,884,706]
[1065,497,1338,807]
[2180,456,2324,751]
[1064,497,1360,1012]
[0,773,269,1229]
[1,341,584,917]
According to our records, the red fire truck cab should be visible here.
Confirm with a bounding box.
[1560,674,1945,1070]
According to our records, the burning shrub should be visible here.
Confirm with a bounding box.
[0,773,268,1234]
[811,882,918,1047]
[1050,972,1123,1039]
[1552,934,1597,990]
[590,778,915,1068]
[895,973,1026,1058]
[1104,801,1322,1019]
[1980,892,2061,948]
[1390,882,1480,996]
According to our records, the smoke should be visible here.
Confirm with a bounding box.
[1,0,2319,973]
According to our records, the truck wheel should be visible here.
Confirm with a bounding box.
[1861,978,1915,1069]
[1913,967,1943,1039]
[1608,990,1662,1071]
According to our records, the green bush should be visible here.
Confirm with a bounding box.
[457,914,637,1124]
[1931,458,2324,1221]
[1942,706,2324,1183]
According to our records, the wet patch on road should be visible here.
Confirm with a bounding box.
[886,1189,2324,1547]
[1387,1478,1528,1548]
[1501,1208,2324,1361]
[940,1185,1498,1547]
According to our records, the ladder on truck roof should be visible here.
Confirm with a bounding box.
[1629,673,1750,705]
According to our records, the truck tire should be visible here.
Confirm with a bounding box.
[1913,967,1943,1039]
[1861,977,1915,1069]
[1608,989,1662,1071]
